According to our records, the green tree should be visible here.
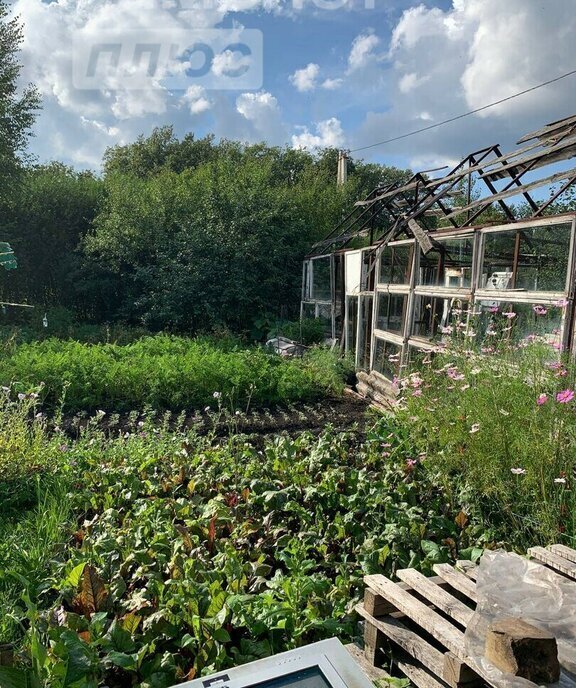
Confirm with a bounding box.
[0,1,40,199]
[0,164,104,312]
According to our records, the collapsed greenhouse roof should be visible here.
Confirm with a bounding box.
[311,113,576,257]
[303,113,576,380]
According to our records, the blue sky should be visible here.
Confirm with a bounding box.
[11,0,576,175]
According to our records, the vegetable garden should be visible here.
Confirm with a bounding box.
[1,330,575,687]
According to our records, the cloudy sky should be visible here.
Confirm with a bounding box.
[10,0,576,171]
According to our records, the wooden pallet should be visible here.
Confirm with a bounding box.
[358,545,576,688]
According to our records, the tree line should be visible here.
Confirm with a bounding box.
[0,131,409,335]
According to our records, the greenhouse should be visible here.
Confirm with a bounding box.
[302,114,576,379]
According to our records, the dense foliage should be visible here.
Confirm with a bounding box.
[0,1,40,200]
[0,335,350,412]
[0,131,409,335]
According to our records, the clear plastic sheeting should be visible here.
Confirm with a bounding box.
[464,551,576,688]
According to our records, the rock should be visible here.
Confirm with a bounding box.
[485,617,560,684]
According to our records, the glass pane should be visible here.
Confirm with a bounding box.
[481,224,571,292]
[412,296,469,339]
[376,293,407,335]
[302,302,315,319]
[358,295,373,369]
[418,237,474,288]
[373,338,401,378]
[476,301,564,349]
[316,303,332,335]
[346,297,358,354]
[379,244,413,285]
[311,257,331,301]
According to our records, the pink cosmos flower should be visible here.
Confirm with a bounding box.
[556,389,575,404]
[412,389,423,397]
[488,306,499,313]
[533,305,548,316]
[555,299,569,308]
[537,393,548,405]
[447,367,465,381]
[504,312,517,319]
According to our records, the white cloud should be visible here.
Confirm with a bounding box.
[212,47,253,79]
[348,32,380,72]
[181,86,212,115]
[235,91,286,142]
[354,0,576,166]
[398,72,428,94]
[322,78,343,91]
[292,118,345,149]
[289,63,320,92]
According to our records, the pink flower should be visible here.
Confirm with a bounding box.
[533,305,548,316]
[555,299,569,308]
[406,459,417,468]
[412,389,423,397]
[556,389,575,404]
[488,306,499,313]
[504,312,516,319]
[537,393,548,406]
[447,367,465,381]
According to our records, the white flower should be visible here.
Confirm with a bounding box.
[554,477,567,484]
[511,468,526,475]
[469,423,480,434]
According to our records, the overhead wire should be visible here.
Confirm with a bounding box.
[349,68,576,153]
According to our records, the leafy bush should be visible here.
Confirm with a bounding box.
[0,335,347,412]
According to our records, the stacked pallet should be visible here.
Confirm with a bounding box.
[357,545,576,688]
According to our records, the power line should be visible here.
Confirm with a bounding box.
[349,68,576,154]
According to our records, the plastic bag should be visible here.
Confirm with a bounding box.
[464,550,576,688]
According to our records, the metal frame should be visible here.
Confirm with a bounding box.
[303,114,576,377]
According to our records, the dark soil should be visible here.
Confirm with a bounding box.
[58,392,371,445]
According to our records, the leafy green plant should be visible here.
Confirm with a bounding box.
[0,335,348,412]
